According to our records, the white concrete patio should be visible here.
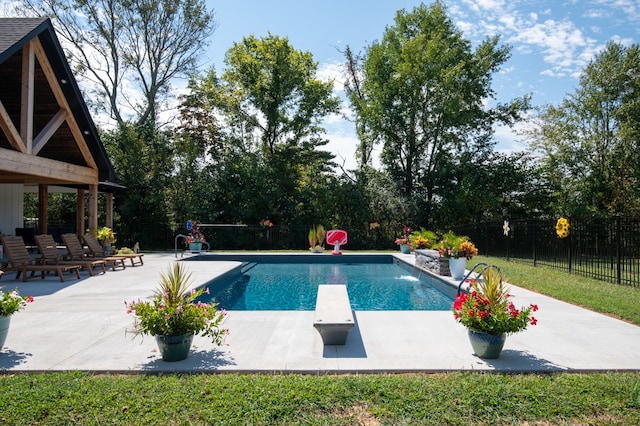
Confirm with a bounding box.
[1,252,639,373]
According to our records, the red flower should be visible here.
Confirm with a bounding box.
[530,317,537,325]
[531,304,539,312]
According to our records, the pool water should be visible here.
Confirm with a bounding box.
[200,262,453,311]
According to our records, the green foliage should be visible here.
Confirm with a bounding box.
[101,122,174,248]
[0,288,33,316]
[347,1,530,216]
[125,263,227,343]
[527,41,640,217]
[453,265,538,334]
[0,372,639,424]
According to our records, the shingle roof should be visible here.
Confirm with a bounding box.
[0,17,119,189]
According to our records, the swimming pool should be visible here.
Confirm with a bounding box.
[195,256,454,311]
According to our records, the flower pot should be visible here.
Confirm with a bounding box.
[467,329,506,359]
[449,257,467,280]
[399,244,411,254]
[0,315,11,351]
[102,242,112,255]
[188,242,202,253]
[155,333,194,362]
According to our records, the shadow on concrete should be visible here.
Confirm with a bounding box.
[323,312,367,359]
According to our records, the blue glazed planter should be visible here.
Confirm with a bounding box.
[467,329,506,359]
[399,244,411,254]
[155,333,194,362]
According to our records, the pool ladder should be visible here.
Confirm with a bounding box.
[456,262,504,296]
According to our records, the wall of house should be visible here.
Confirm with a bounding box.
[0,184,24,236]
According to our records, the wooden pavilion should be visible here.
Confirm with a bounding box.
[0,18,119,240]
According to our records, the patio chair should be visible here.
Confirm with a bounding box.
[35,234,107,276]
[81,234,144,267]
[0,235,81,282]
[61,233,126,271]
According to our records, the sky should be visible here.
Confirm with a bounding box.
[204,0,639,170]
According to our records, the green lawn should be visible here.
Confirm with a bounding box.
[1,255,639,425]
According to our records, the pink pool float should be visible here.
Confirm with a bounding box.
[326,229,348,255]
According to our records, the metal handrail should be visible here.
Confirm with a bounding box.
[175,234,210,257]
[456,262,503,295]
[175,234,188,258]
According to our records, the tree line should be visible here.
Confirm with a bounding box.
[18,1,640,249]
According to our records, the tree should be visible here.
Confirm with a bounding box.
[527,41,640,217]
[19,0,215,126]
[215,34,340,223]
[344,2,529,223]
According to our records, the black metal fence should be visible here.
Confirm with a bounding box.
[454,217,640,287]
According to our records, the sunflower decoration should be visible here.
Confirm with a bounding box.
[556,217,570,238]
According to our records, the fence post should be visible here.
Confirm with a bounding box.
[568,217,572,274]
[532,219,537,267]
[616,216,622,285]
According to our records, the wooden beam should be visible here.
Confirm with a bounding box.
[0,100,26,152]
[105,193,113,228]
[0,147,98,184]
[32,38,98,170]
[21,40,35,154]
[32,109,68,155]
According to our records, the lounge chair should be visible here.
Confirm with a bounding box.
[61,233,126,271]
[81,234,144,267]
[35,234,107,276]
[0,235,81,282]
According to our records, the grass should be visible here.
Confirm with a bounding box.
[1,371,639,424]
[1,254,640,424]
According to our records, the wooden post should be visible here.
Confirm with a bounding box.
[88,184,98,231]
[105,193,113,228]
[38,184,48,235]
[76,188,85,235]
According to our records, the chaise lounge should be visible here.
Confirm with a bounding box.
[81,234,144,267]
[61,233,126,271]
[0,235,81,282]
[35,234,107,276]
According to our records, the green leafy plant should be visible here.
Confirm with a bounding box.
[89,227,116,245]
[308,225,326,251]
[436,231,478,259]
[409,228,437,250]
[452,266,538,335]
[0,289,33,316]
[125,262,228,344]
[394,226,412,246]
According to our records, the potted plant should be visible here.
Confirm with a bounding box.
[452,265,538,358]
[90,227,116,255]
[185,220,206,253]
[125,262,228,362]
[395,226,412,254]
[436,231,478,280]
[1,288,34,351]
[409,228,437,251]
[308,225,326,253]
